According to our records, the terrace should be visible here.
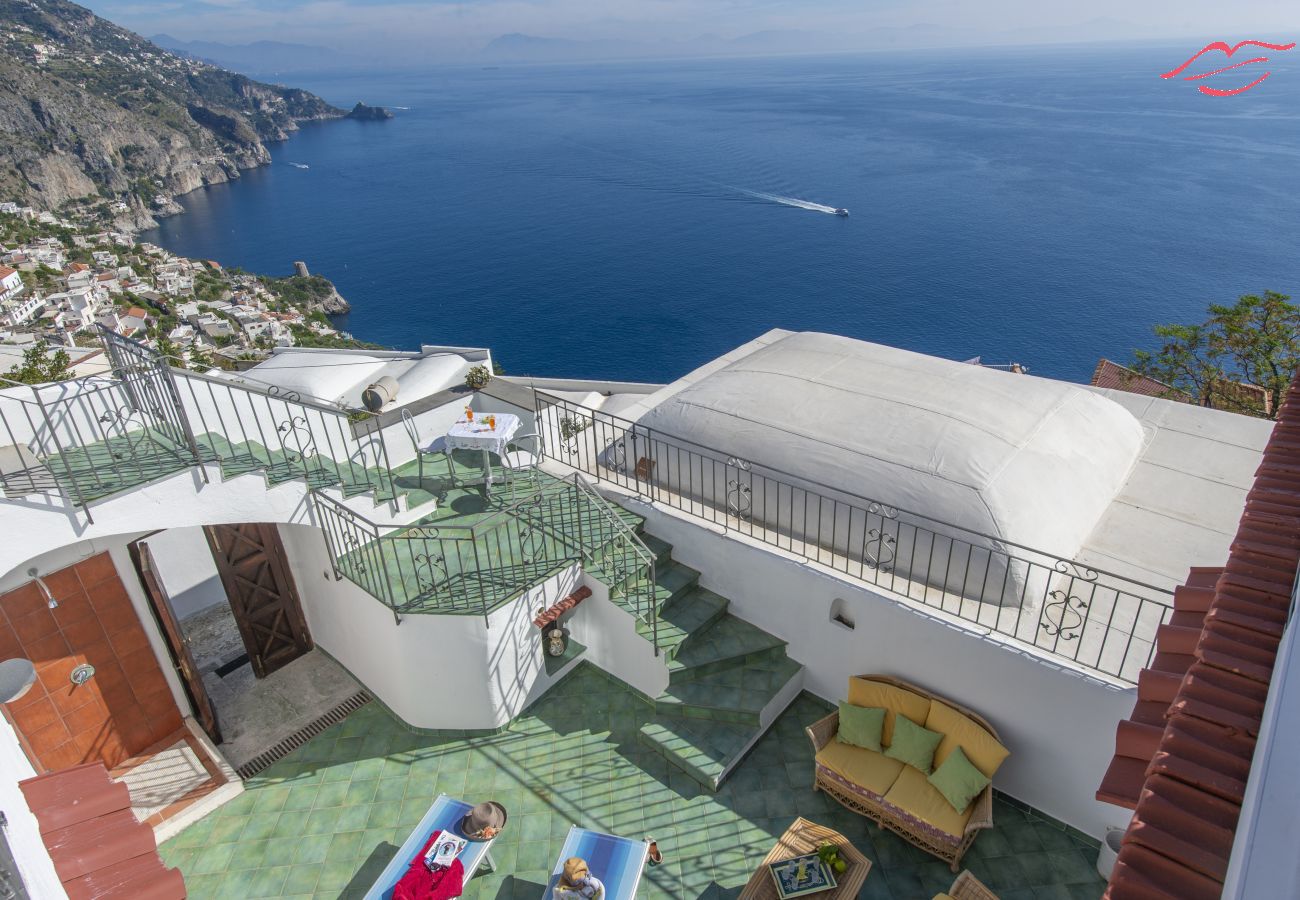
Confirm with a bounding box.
[158,663,1107,900]
[0,329,1280,900]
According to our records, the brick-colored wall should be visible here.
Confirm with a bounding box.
[0,552,181,771]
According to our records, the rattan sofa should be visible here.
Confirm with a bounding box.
[806,675,1007,872]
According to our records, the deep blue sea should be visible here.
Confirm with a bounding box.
[143,45,1300,384]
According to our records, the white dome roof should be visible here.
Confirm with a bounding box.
[636,332,1146,558]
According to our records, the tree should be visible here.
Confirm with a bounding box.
[3,343,74,385]
[1132,291,1300,419]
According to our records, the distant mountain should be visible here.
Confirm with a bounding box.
[0,0,343,223]
[151,34,351,75]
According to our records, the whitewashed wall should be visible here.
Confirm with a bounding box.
[624,499,1135,839]
[143,526,225,620]
[565,572,668,699]
[0,714,66,899]
[276,523,585,730]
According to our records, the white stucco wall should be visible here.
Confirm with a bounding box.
[565,572,669,700]
[143,527,225,621]
[0,713,66,899]
[275,523,584,730]
[625,499,1135,839]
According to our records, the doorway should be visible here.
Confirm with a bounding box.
[131,524,362,774]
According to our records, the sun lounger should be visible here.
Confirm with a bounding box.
[363,793,498,900]
[543,826,649,899]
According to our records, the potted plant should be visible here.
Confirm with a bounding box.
[465,364,491,390]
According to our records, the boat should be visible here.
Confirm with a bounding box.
[834,208,849,217]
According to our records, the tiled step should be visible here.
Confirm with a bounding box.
[610,559,699,620]
[654,655,802,726]
[667,614,787,683]
[635,587,729,660]
[639,533,673,569]
[636,718,758,791]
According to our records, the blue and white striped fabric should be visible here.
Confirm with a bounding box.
[545,827,649,900]
[363,793,496,900]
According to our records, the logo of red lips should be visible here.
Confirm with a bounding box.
[1161,40,1296,96]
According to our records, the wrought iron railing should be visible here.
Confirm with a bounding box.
[311,474,659,645]
[0,328,399,518]
[534,391,1175,682]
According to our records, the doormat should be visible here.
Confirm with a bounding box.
[235,690,373,780]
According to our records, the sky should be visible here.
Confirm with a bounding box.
[84,0,1300,64]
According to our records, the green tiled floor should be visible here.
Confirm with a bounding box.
[160,664,1106,900]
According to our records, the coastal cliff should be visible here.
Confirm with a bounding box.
[0,0,344,227]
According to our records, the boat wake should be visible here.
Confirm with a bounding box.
[288,162,310,170]
[741,190,840,214]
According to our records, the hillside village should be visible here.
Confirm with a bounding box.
[0,201,363,377]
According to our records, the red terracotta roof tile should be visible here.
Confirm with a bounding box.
[1091,359,1191,402]
[1100,373,1300,899]
[18,762,184,899]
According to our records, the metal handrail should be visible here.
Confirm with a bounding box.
[534,390,1176,682]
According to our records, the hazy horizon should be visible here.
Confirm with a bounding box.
[85,0,1300,67]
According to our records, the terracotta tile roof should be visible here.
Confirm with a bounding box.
[0,264,17,278]
[1098,372,1300,899]
[18,762,185,899]
[1090,359,1191,403]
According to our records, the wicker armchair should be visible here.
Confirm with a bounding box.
[943,870,998,900]
[806,674,1000,872]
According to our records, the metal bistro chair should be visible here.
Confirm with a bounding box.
[401,409,455,492]
[500,432,543,498]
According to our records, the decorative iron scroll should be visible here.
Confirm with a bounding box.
[725,457,753,520]
[276,415,317,465]
[1040,588,1088,641]
[864,529,896,572]
[1053,560,1100,582]
[605,437,629,475]
[867,501,899,519]
[413,550,448,594]
[340,532,365,576]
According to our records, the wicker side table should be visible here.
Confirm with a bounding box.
[737,817,871,899]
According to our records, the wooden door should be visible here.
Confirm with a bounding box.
[130,540,222,744]
[204,524,312,678]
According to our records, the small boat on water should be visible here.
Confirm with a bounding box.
[289,163,310,170]
[834,208,849,217]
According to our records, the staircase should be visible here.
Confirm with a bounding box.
[598,531,804,792]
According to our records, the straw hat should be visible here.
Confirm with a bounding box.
[560,857,589,886]
[460,801,508,840]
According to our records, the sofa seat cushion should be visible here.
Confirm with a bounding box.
[881,765,975,846]
[816,740,905,800]
[848,677,932,746]
[925,700,1010,778]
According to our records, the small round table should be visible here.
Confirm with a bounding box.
[737,817,871,899]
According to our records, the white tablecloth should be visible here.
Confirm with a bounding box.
[445,413,520,457]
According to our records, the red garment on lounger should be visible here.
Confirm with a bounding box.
[392,829,466,900]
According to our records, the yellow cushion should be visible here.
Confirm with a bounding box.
[815,740,906,797]
[932,895,955,900]
[847,678,931,746]
[882,765,974,839]
[925,700,1010,778]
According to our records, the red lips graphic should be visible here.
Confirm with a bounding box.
[1161,40,1296,96]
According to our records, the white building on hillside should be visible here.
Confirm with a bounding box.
[0,265,23,305]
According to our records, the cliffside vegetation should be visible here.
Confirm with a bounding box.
[0,0,343,224]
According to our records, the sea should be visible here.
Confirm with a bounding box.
[142,43,1300,384]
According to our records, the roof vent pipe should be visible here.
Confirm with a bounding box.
[362,376,399,412]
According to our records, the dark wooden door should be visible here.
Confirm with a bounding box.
[204,524,313,678]
[131,539,222,744]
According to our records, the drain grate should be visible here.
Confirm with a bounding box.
[235,690,373,780]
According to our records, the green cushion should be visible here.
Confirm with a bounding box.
[837,703,885,752]
[883,713,944,773]
[928,745,991,812]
